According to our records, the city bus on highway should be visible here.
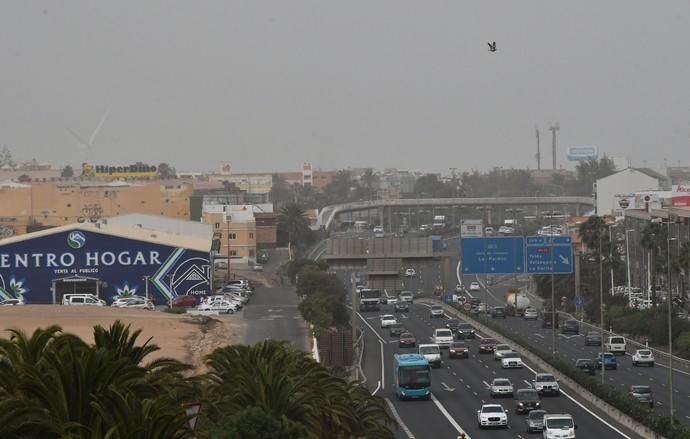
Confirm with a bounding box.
[358,288,381,311]
[394,354,432,400]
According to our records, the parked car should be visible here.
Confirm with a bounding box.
[584,331,602,346]
[594,352,618,370]
[514,388,541,414]
[448,341,469,359]
[632,349,655,367]
[0,298,24,306]
[399,332,417,348]
[62,294,106,306]
[198,300,238,314]
[111,296,154,310]
[170,295,197,308]
[629,385,654,408]
[575,358,596,376]
[561,319,579,334]
[252,264,264,272]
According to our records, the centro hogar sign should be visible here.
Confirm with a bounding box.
[81,163,158,178]
[0,229,209,304]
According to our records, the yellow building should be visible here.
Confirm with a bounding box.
[0,180,192,236]
[201,205,257,261]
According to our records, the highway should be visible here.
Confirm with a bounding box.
[337,263,640,438]
[437,235,690,426]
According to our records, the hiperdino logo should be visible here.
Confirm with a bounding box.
[94,164,157,175]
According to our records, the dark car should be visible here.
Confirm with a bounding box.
[394,301,410,312]
[514,388,541,414]
[398,332,417,348]
[525,409,547,433]
[445,319,461,333]
[584,331,602,346]
[629,385,654,408]
[479,338,498,353]
[541,311,560,328]
[456,323,476,339]
[561,320,579,335]
[390,324,406,337]
[448,341,469,359]
[491,306,507,319]
[575,358,596,376]
[170,295,197,308]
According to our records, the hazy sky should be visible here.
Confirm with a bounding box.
[1,1,689,174]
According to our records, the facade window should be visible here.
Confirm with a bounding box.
[229,250,237,256]
[249,232,254,239]
[228,233,237,240]
[215,223,220,229]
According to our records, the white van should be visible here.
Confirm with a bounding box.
[62,294,106,306]
[543,414,577,438]
[605,336,627,356]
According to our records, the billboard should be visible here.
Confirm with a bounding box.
[460,219,483,237]
[0,229,209,304]
[81,163,158,178]
[567,146,599,161]
[612,193,637,216]
[672,184,690,207]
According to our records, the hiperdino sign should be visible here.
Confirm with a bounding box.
[82,163,158,177]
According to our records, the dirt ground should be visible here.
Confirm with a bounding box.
[0,306,245,372]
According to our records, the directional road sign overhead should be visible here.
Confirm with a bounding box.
[525,236,573,274]
[461,237,525,274]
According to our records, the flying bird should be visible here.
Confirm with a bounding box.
[488,41,497,52]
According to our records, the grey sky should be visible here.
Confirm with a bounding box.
[1,1,689,174]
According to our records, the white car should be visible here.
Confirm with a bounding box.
[477,404,508,429]
[523,308,539,320]
[0,298,24,306]
[489,378,514,397]
[470,281,481,291]
[533,373,560,396]
[605,336,627,356]
[494,344,513,360]
[498,226,514,235]
[632,349,655,367]
[198,300,238,314]
[111,296,154,310]
[500,352,524,369]
[429,304,444,318]
[418,343,442,368]
[405,268,416,277]
[543,414,577,438]
[373,225,384,233]
[380,314,398,328]
[432,328,454,348]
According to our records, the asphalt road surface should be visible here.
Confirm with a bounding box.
[240,286,310,352]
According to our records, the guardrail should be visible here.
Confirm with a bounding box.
[558,310,690,372]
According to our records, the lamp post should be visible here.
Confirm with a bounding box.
[668,231,677,425]
[599,225,606,385]
[142,275,150,300]
[625,229,635,308]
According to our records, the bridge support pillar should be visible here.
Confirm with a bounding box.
[575,203,581,216]
[486,206,493,225]
[378,206,384,228]
[388,206,393,231]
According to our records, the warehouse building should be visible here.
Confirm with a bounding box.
[0,216,211,305]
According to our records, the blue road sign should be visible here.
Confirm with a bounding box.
[526,236,574,274]
[575,295,584,305]
[461,237,525,274]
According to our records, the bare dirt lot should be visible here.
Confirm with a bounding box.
[0,306,245,372]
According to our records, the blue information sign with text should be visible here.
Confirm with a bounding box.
[461,237,525,274]
[525,236,573,274]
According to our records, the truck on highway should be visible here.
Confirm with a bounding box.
[358,288,382,311]
[505,288,531,317]
[394,354,432,400]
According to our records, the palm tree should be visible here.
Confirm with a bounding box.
[278,202,310,260]
[361,168,378,201]
[203,340,395,438]
[640,222,667,305]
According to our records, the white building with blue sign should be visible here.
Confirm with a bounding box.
[0,217,212,305]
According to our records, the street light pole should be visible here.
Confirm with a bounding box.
[625,229,635,308]
[667,223,675,425]
[599,226,606,385]
[142,275,150,300]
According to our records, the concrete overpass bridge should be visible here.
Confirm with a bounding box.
[317,196,594,231]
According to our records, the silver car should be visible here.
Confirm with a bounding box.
[525,409,547,433]
[489,378,514,398]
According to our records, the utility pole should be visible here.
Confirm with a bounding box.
[549,122,560,170]
[350,273,359,381]
[536,127,541,170]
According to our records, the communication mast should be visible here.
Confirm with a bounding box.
[549,122,560,170]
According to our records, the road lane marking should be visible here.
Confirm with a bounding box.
[379,339,385,390]
[430,394,472,439]
[372,380,381,396]
[384,398,415,439]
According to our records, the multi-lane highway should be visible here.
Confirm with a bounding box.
[354,296,639,438]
